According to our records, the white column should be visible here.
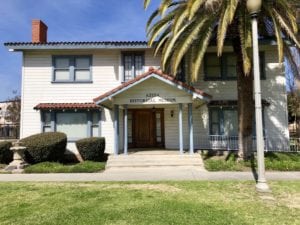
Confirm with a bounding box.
[114,104,119,155]
[251,15,269,192]
[124,105,128,155]
[188,103,194,154]
[179,103,183,154]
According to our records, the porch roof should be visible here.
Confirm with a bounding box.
[34,102,100,110]
[93,68,212,108]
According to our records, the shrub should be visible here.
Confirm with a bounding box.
[20,132,67,164]
[76,137,105,161]
[0,141,13,164]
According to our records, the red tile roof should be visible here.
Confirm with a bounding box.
[93,68,212,103]
[34,103,100,110]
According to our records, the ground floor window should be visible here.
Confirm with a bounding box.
[209,107,265,136]
[41,110,101,141]
[209,107,238,136]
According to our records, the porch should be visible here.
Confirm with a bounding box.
[93,68,212,155]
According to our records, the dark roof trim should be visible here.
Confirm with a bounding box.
[5,41,149,51]
[34,102,101,110]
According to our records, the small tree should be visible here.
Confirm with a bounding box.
[5,93,21,125]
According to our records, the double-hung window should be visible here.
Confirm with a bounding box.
[41,111,101,141]
[204,52,265,80]
[53,56,92,82]
[123,52,144,82]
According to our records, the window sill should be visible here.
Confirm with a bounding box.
[51,81,93,84]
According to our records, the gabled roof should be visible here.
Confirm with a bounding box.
[4,41,149,51]
[34,103,100,110]
[93,68,212,104]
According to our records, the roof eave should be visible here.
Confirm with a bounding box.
[4,43,150,51]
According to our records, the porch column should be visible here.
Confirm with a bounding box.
[188,103,194,154]
[123,104,128,155]
[114,104,119,155]
[178,103,183,154]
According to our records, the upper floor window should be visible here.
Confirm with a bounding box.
[53,56,92,83]
[122,52,144,82]
[204,52,265,80]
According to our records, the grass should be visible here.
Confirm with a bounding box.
[0,181,299,225]
[203,151,300,171]
[24,161,106,173]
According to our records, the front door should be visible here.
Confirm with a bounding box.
[129,109,164,148]
[135,110,154,147]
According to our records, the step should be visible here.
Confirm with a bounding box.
[105,153,204,169]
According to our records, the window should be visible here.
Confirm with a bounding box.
[56,112,88,139]
[209,107,265,136]
[42,112,52,132]
[91,112,100,137]
[209,108,238,136]
[122,52,144,81]
[204,52,265,80]
[53,56,92,82]
[41,111,101,141]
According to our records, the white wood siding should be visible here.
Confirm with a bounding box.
[21,46,289,154]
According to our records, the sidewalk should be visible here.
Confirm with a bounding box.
[0,167,299,182]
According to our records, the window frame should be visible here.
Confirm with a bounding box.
[41,110,101,142]
[52,55,93,83]
[204,52,266,81]
[122,52,145,82]
[209,107,238,136]
[208,106,266,136]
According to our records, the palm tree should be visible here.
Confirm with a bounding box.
[144,0,300,159]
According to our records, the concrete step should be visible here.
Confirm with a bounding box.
[106,153,204,169]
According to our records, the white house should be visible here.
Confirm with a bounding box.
[4,20,290,157]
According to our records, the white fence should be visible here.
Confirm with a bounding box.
[194,135,299,152]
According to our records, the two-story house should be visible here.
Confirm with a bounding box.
[4,20,290,158]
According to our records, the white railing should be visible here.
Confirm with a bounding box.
[194,135,299,152]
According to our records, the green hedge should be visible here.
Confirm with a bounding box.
[76,137,105,161]
[20,132,67,164]
[0,141,13,164]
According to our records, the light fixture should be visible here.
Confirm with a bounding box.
[170,110,174,117]
[246,0,262,16]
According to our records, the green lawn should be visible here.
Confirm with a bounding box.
[0,181,299,225]
[24,161,106,173]
[203,152,300,171]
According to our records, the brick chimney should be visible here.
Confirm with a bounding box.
[32,19,48,43]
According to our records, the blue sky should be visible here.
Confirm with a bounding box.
[0,0,297,101]
[0,0,160,101]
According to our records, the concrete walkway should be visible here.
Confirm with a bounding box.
[0,167,299,182]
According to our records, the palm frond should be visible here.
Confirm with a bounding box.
[273,9,300,48]
[186,0,205,21]
[172,17,208,74]
[159,0,172,15]
[217,0,238,56]
[161,23,190,70]
[147,10,177,46]
[144,0,151,9]
[191,26,214,81]
[146,9,160,30]
[238,11,252,75]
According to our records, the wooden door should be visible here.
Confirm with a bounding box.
[134,110,154,147]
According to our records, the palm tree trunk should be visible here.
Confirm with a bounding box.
[232,38,254,160]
